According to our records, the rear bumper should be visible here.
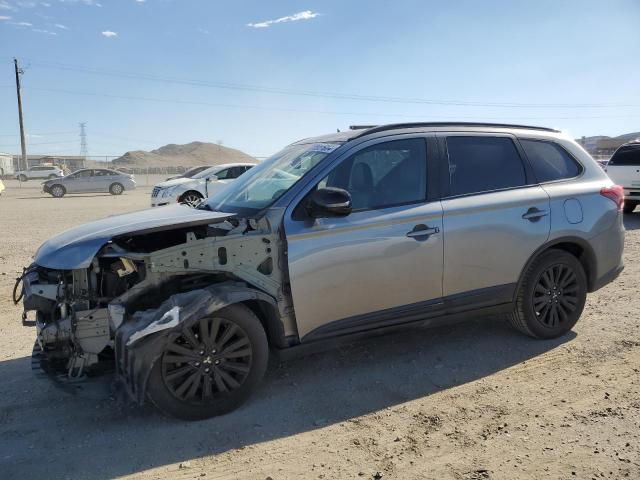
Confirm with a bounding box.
[592,265,624,291]
[588,213,625,292]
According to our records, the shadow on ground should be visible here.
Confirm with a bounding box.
[0,316,574,479]
[623,211,640,231]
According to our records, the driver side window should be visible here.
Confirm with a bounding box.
[319,138,428,211]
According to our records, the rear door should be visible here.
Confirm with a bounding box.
[437,133,551,300]
[91,169,116,192]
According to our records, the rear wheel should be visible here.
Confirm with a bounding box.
[179,191,203,207]
[146,304,268,420]
[623,200,638,214]
[50,185,66,198]
[509,249,587,339]
[109,182,124,195]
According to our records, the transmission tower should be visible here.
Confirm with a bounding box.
[79,122,88,158]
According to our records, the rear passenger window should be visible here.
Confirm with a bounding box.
[520,139,582,182]
[446,136,526,196]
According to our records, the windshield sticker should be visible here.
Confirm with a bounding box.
[308,143,340,154]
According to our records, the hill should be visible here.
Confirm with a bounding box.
[113,142,256,167]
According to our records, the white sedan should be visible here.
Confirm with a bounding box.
[150,163,255,207]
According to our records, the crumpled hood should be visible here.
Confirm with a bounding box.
[34,204,233,269]
[154,177,202,189]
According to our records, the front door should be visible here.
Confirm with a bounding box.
[437,133,551,299]
[284,136,444,340]
[65,169,94,193]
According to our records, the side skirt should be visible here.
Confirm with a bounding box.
[290,283,515,350]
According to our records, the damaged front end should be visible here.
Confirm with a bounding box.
[17,205,295,402]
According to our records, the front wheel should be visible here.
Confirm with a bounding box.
[109,182,124,195]
[179,191,204,207]
[509,249,587,339]
[50,184,66,198]
[623,201,638,214]
[146,304,268,420]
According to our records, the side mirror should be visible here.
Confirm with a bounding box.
[207,175,218,182]
[306,187,352,218]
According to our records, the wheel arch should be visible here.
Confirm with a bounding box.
[178,190,204,202]
[115,281,283,404]
[516,236,597,296]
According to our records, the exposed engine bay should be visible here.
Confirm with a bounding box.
[16,207,295,401]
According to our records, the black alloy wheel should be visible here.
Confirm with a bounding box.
[146,304,268,420]
[161,317,253,403]
[532,264,579,328]
[509,249,587,339]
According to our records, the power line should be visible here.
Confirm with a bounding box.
[26,59,640,109]
[20,86,640,121]
[0,131,76,137]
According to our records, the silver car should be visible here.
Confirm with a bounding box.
[18,123,624,420]
[42,168,136,197]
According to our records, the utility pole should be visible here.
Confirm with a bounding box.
[14,58,27,172]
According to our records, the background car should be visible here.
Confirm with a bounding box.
[15,165,63,182]
[43,168,136,198]
[604,140,640,213]
[165,165,215,181]
[151,162,255,207]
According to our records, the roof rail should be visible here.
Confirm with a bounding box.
[353,122,560,138]
[349,125,378,130]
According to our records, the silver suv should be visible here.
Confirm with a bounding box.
[17,123,624,420]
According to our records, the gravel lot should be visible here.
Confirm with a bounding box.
[0,182,638,479]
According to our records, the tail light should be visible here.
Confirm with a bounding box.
[600,185,624,210]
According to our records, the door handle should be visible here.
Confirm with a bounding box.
[522,207,549,222]
[406,224,440,238]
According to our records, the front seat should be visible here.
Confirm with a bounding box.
[349,162,374,210]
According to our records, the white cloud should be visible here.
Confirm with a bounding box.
[135,0,145,3]
[0,14,10,19]
[0,1,16,10]
[247,10,321,28]
[53,22,67,29]
[101,30,117,37]
[12,20,32,25]
[33,27,57,34]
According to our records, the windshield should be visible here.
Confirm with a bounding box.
[205,142,340,214]
[182,166,209,178]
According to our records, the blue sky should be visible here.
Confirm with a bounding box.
[1,0,639,158]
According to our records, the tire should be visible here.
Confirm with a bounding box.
[508,249,587,339]
[50,184,66,198]
[623,201,638,214]
[18,174,27,182]
[146,303,268,420]
[109,182,124,195]
[179,191,204,207]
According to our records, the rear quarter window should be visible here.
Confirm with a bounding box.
[520,139,582,182]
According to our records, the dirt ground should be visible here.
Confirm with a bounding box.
[0,181,638,480]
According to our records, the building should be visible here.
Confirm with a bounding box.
[0,152,13,177]
[12,155,86,173]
